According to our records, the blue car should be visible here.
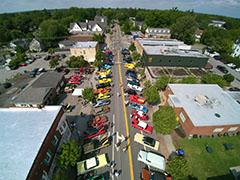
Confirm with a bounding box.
[132,103,148,113]
[100,64,111,70]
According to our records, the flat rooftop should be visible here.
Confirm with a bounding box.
[72,41,98,48]
[168,84,240,126]
[137,38,186,47]
[0,106,62,180]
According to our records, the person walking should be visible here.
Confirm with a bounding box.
[115,170,120,178]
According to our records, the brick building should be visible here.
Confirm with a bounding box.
[164,84,240,137]
[0,106,72,180]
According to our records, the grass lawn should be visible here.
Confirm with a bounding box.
[178,135,240,180]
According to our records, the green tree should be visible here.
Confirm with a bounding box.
[142,85,160,104]
[82,87,95,102]
[171,15,197,45]
[166,156,190,180]
[66,56,88,68]
[95,50,105,61]
[143,80,151,88]
[201,74,227,88]
[129,42,136,52]
[38,19,68,47]
[223,74,234,83]
[180,76,199,84]
[49,58,59,68]
[59,140,81,169]
[48,48,55,54]
[132,51,141,61]
[10,29,25,40]
[140,24,148,34]
[155,74,175,90]
[153,106,177,134]
[218,39,233,55]
[92,34,104,43]
[94,60,103,69]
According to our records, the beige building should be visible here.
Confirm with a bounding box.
[70,41,99,63]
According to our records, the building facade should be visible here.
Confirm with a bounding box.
[164,84,240,137]
[145,28,171,38]
[0,106,72,180]
[231,38,240,57]
[70,41,99,63]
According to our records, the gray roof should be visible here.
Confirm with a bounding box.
[0,106,62,180]
[13,72,64,104]
[59,40,82,47]
[168,84,240,126]
[135,21,145,27]
[72,41,98,48]
[146,28,171,36]
[94,16,108,29]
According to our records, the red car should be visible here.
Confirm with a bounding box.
[83,123,106,140]
[129,95,145,104]
[130,110,148,121]
[131,118,153,134]
[88,115,108,127]
[19,62,27,66]
[68,75,82,84]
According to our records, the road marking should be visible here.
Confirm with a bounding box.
[112,114,115,162]
[117,50,135,180]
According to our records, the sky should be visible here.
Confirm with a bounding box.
[1,0,240,18]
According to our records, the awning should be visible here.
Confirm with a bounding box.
[72,88,84,96]
[88,58,95,63]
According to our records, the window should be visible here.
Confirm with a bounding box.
[41,170,48,180]
[228,127,238,132]
[74,50,77,55]
[169,60,171,63]
[180,112,186,123]
[83,50,86,54]
[178,60,181,63]
[52,134,59,147]
[59,121,67,135]
[44,150,53,166]
[213,128,224,133]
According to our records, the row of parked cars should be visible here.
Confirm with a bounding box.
[76,50,115,178]
[122,49,171,179]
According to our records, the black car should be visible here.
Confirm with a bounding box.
[2,82,12,89]
[127,73,137,79]
[124,89,137,95]
[229,87,240,91]
[44,55,51,61]
[127,80,140,86]
[126,69,136,75]
[96,82,111,89]
[213,56,222,60]
[103,60,114,65]
[30,68,39,77]
[216,65,228,74]
[142,136,156,147]
[122,49,130,55]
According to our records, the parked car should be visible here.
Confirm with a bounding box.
[213,56,222,60]
[103,60,114,65]
[30,68,39,77]
[96,82,112,89]
[125,63,135,69]
[93,99,111,108]
[44,55,51,61]
[229,87,240,91]
[83,123,106,140]
[132,103,148,113]
[122,49,130,55]
[124,89,137,95]
[227,63,237,69]
[19,62,27,66]
[129,95,145,104]
[131,117,153,133]
[140,168,171,180]
[220,59,228,64]
[126,69,137,75]
[235,68,240,72]
[91,106,110,115]
[96,93,111,100]
[134,133,159,151]
[127,73,137,79]
[77,153,108,175]
[94,87,110,94]
[127,77,139,82]
[127,79,140,86]
[127,83,143,92]
[216,65,228,74]
[137,150,166,171]
[98,74,111,80]
[99,78,112,84]
[2,82,11,89]
[88,115,108,127]
[130,110,148,120]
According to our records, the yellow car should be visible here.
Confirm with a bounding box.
[99,70,111,76]
[97,93,111,100]
[77,153,108,175]
[125,63,135,69]
[99,78,112,84]
[134,133,159,151]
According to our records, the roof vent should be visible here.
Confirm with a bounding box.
[194,94,211,106]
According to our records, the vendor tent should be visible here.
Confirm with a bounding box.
[72,88,84,96]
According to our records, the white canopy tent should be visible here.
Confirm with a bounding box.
[72,88,84,96]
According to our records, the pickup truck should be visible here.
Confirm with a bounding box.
[83,123,106,140]
[83,135,110,154]
[91,106,110,115]
[88,115,108,127]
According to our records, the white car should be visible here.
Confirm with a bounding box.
[227,63,236,68]
[127,77,139,82]
[235,68,240,72]
[137,150,166,171]
[127,83,143,92]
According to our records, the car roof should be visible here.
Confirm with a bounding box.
[138,120,147,129]
[86,157,97,169]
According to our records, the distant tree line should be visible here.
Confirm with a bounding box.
[0,7,240,51]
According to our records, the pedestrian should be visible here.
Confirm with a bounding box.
[123,145,128,152]
[107,162,111,167]
[115,171,120,178]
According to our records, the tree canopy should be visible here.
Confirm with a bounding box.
[153,106,177,134]
[49,58,59,68]
[59,140,81,169]
[166,156,190,180]
[201,74,228,88]
[155,74,176,90]
[95,50,105,61]
[180,76,199,84]
[82,87,95,102]
[223,74,234,83]
[66,56,88,68]
[142,85,160,104]
[128,42,136,52]
[132,51,141,61]
[92,34,104,44]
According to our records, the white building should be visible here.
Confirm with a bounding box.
[231,38,240,57]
